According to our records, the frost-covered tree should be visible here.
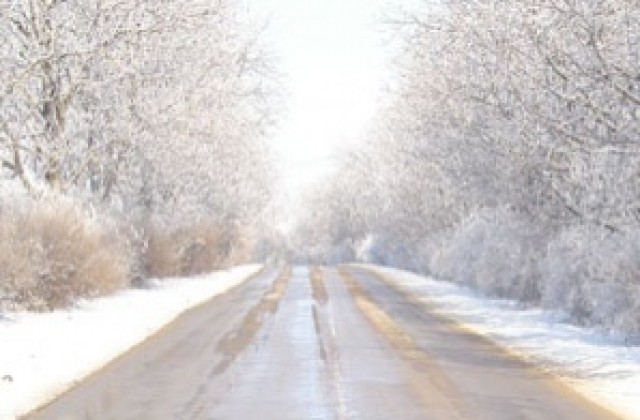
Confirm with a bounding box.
[110,0,280,226]
[0,0,149,194]
[0,0,279,226]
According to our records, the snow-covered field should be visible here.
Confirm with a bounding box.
[0,265,262,419]
[363,264,640,420]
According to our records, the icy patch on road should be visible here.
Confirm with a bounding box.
[0,265,261,419]
[361,264,640,420]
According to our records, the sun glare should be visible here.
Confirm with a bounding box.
[246,0,394,193]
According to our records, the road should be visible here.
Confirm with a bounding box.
[26,266,617,420]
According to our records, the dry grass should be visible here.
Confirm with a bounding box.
[0,198,130,311]
[143,222,253,279]
[0,197,258,311]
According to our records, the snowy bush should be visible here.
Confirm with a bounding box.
[0,198,130,311]
[427,214,640,339]
[430,208,545,303]
[541,227,640,339]
[142,221,253,279]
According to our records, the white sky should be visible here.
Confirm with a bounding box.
[244,0,410,194]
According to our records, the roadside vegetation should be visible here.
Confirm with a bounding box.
[291,1,640,341]
[0,0,279,311]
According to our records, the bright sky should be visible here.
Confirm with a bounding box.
[244,0,409,194]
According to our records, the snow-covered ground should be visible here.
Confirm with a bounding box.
[0,265,262,419]
[363,264,640,420]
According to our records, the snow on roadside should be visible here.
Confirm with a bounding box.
[361,264,640,420]
[0,265,262,419]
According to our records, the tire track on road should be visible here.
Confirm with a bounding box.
[27,266,284,420]
[339,267,470,419]
[310,266,348,420]
[180,266,292,418]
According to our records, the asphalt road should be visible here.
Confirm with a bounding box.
[25,266,617,420]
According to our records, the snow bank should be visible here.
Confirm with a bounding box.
[362,264,640,420]
[0,265,262,419]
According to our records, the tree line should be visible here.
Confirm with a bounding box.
[0,0,279,309]
[292,0,640,340]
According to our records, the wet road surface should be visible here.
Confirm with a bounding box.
[26,266,617,419]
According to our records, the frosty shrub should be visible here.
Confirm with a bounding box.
[429,214,640,339]
[143,222,251,279]
[542,227,640,339]
[431,208,545,303]
[0,198,130,311]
